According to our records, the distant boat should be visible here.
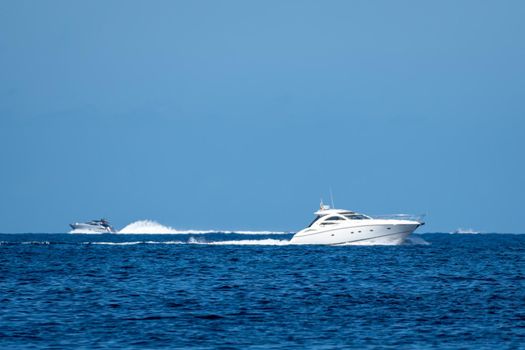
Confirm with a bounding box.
[69,219,116,233]
[290,203,424,245]
[451,228,480,234]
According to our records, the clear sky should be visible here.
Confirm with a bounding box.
[1,1,524,233]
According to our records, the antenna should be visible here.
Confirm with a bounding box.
[329,187,335,208]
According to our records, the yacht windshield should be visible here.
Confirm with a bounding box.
[308,215,347,227]
[307,216,322,227]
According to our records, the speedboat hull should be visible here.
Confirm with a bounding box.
[290,221,421,245]
[69,223,115,233]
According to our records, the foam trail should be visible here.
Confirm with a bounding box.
[186,238,423,246]
[118,220,178,234]
[404,235,430,245]
[89,241,145,246]
[117,220,289,235]
[221,230,291,235]
[188,237,291,246]
[82,239,289,246]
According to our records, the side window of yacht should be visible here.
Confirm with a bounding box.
[326,216,345,221]
[320,216,344,225]
[345,214,370,220]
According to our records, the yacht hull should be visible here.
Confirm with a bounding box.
[290,222,420,246]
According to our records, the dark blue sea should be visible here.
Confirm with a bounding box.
[1,233,524,349]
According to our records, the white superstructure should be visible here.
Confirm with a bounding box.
[290,204,424,245]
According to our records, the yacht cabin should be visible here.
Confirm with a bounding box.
[308,209,372,228]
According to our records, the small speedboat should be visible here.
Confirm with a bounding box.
[69,219,116,233]
[451,228,479,234]
[290,203,424,245]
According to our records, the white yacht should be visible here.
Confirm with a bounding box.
[290,204,424,245]
[69,219,116,233]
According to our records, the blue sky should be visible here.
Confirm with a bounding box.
[1,1,524,233]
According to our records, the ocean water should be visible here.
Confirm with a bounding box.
[1,233,524,349]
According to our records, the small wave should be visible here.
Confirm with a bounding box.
[1,241,55,246]
[85,241,185,246]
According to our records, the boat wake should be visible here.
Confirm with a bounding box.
[118,220,179,234]
[187,237,291,246]
[86,241,185,246]
[83,239,291,246]
[404,235,430,245]
[66,220,429,245]
[69,220,290,235]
